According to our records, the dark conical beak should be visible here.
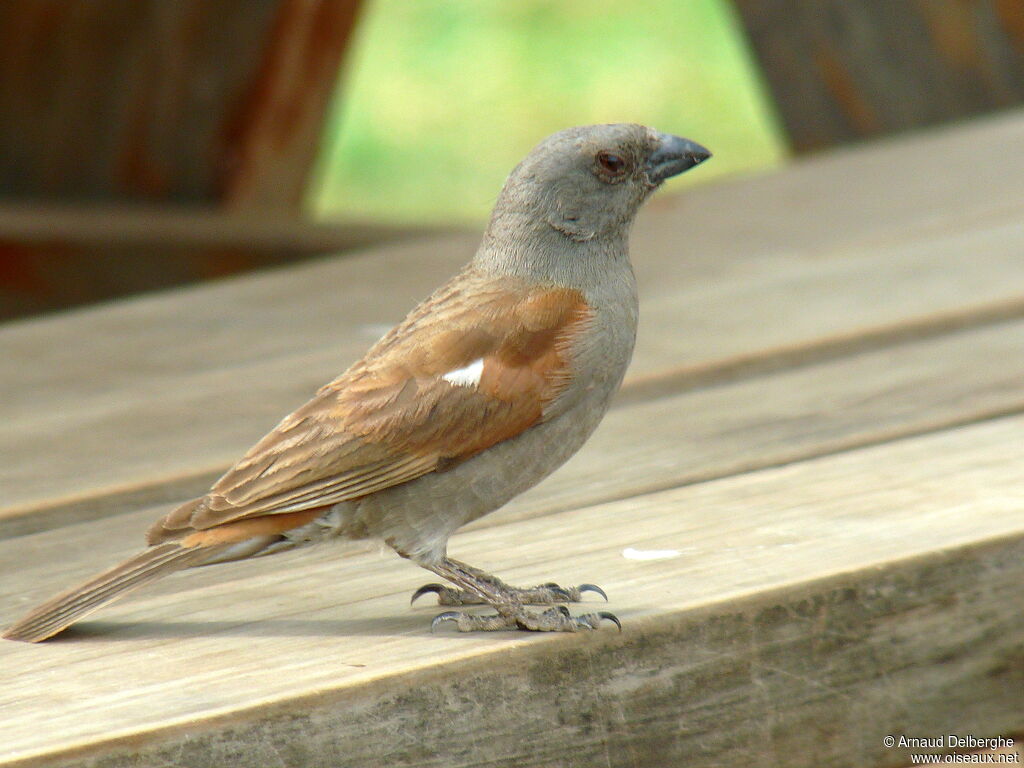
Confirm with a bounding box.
[646,133,711,184]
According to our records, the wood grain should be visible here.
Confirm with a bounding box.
[0,202,453,321]
[3,111,1024,532]
[0,0,359,209]
[2,113,1024,766]
[0,202,451,252]
[494,317,1024,527]
[732,0,1024,150]
[1,414,1022,767]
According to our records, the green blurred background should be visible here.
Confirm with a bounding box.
[311,0,787,224]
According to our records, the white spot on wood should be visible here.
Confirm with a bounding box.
[442,358,484,388]
[622,547,681,561]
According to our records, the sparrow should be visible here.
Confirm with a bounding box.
[3,124,710,642]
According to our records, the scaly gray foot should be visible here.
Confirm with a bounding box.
[412,557,618,632]
[411,581,607,607]
[431,605,621,633]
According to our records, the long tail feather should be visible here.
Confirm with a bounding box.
[2,543,225,643]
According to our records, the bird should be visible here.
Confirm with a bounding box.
[3,124,710,642]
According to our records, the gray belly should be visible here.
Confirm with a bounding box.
[350,384,611,561]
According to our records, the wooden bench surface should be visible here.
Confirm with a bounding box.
[2,110,1023,767]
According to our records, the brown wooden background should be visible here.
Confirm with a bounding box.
[1,0,1023,320]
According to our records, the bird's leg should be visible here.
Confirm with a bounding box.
[415,557,619,633]
[411,558,607,606]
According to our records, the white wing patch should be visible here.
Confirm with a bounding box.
[442,358,484,388]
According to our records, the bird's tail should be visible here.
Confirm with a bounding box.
[2,543,225,643]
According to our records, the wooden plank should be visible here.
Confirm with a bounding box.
[0,202,451,251]
[0,0,358,210]
[0,203,454,321]
[633,107,1024,271]
[216,0,362,212]
[496,317,1024,526]
[9,309,1024,544]
[0,210,1019,536]
[731,0,1024,150]
[3,112,1024,532]
[1,413,1022,767]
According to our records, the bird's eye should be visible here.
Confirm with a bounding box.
[596,151,627,176]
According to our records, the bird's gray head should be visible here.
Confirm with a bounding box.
[487,124,710,245]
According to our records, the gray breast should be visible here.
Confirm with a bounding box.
[354,274,639,564]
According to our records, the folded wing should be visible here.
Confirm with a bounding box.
[148,276,594,543]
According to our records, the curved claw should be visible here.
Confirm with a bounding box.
[410,583,447,605]
[597,611,622,631]
[430,611,463,632]
[577,583,608,601]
